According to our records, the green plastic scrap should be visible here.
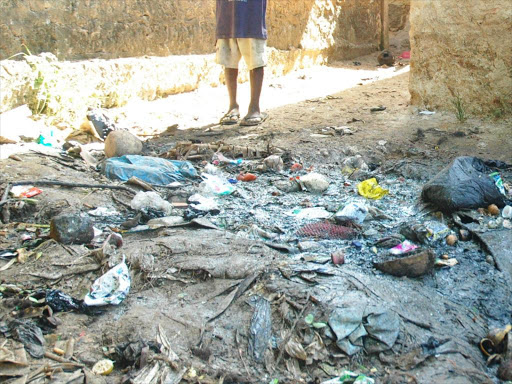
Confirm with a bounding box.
[339,370,374,384]
[322,370,374,384]
[268,380,279,384]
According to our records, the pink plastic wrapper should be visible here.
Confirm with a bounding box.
[399,51,410,59]
[389,240,418,255]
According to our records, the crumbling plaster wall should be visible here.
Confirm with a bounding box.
[0,0,385,117]
[0,0,381,61]
[409,0,512,115]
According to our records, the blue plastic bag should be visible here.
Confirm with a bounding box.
[103,155,198,185]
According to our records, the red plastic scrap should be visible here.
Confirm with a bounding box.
[296,221,358,239]
[21,187,43,198]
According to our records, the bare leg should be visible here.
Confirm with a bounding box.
[245,66,264,120]
[225,67,239,115]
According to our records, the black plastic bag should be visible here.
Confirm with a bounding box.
[46,290,86,313]
[9,319,45,358]
[422,157,510,212]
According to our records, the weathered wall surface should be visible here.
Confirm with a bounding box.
[0,0,385,119]
[0,0,382,61]
[410,0,512,114]
[389,0,410,32]
[269,0,381,60]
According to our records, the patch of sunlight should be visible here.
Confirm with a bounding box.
[114,65,410,134]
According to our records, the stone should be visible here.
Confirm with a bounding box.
[50,213,95,245]
[263,155,284,172]
[104,131,143,158]
[445,234,458,246]
[299,172,330,193]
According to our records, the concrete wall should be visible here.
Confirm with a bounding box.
[409,0,512,115]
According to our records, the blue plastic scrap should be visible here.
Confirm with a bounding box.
[103,155,198,185]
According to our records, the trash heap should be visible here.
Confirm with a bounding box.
[1,119,511,383]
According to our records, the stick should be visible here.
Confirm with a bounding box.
[275,293,311,367]
[0,183,12,204]
[8,180,136,194]
[44,351,83,366]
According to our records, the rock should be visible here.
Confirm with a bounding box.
[263,155,284,171]
[503,205,512,219]
[50,213,95,244]
[274,179,301,193]
[445,234,458,246]
[104,131,143,158]
[488,204,500,216]
[459,229,471,241]
[299,172,330,193]
[374,249,436,277]
[377,50,395,66]
[298,241,321,252]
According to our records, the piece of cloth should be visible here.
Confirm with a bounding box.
[216,38,267,70]
[216,0,267,39]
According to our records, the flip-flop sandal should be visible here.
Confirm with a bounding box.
[240,112,268,126]
[219,112,240,125]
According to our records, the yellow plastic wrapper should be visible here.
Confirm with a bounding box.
[357,178,389,200]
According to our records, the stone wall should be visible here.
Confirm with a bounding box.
[409,0,512,115]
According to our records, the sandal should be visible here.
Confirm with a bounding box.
[240,112,268,126]
[219,111,240,125]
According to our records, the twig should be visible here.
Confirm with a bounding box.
[44,351,83,366]
[275,292,311,367]
[235,328,251,377]
[111,191,132,209]
[8,180,136,194]
[161,312,202,330]
[0,183,12,208]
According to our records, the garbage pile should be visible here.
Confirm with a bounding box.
[1,115,511,384]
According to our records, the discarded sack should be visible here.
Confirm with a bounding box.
[84,260,131,306]
[103,155,198,185]
[422,157,510,212]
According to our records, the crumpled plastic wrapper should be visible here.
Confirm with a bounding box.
[84,259,131,306]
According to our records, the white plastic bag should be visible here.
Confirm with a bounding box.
[130,191,173,215]
[84,259,131,306]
